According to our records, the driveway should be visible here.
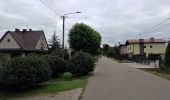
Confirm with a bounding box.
[82,57,170,100]
[123,63,155,68]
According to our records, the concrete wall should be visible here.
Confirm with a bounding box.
[0,33,20,49]
[35,35,48,50]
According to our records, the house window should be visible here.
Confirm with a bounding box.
[150,45,153,48]
[7,39,10,42]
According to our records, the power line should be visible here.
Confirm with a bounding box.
[138,18,170,37]
[45,0,64,15]
[43,0,63,15]
[39,0,61,17]
[142,21,170,37]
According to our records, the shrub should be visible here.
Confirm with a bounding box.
[0,53,11,66]
[0,56,51,89]
[51,49,70,60]
[46,56,66,78]
[165,40,170,71]
[68,52,95,76]
[64,49,70,60]
[71,50,76,57]
[60,72,73,81]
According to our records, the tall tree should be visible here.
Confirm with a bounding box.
[165,40,170,71]
[68,23,101,55]
[49,31,61,51]
[102,44,109,55]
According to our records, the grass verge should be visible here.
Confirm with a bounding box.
[140,68,170,80]
[0,72,87,99]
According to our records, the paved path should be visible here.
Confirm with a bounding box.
[123,63,155,68]
[82,57,170,100]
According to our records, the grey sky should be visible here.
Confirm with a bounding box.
[0,0,170,46]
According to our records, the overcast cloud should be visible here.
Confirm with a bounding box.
[0,0,170,46]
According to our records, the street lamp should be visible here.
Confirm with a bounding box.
[61,11,81,59]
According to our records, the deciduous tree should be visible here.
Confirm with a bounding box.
[68,23,101,55]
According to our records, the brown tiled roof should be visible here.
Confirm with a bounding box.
[126,39,167,44]
[11,31,43,50]
[0,30,46,51]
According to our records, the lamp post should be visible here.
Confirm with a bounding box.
[61,12,81,59]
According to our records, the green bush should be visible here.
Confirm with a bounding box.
[60,72,73,81]
[68,52,95,76]
[0,53,11,66]
[51,49,70,60]
[71,50,76,57]
[46,56,66,78]
[165,41,170,71]
[64,49,70,60]
[0,56,51,89]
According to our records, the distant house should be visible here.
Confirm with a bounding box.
[119,44,127,55]
[0,29,48,57]
[124,38,167,58]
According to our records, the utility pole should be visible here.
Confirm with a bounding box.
[61,12,81,59]
[61,16,66,59]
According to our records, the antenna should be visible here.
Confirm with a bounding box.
[138,33,142,39]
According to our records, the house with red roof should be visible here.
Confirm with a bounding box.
[120,38,167,58]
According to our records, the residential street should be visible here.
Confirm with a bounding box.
[82,57,170,100]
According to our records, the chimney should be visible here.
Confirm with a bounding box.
[15,28,20,32]
[23,29,27,33]
[29,29,32,31]
[139,39,144,43]
[139,39,144,56]
[150,38,154,42]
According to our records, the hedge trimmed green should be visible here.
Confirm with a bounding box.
[68,52,95,76]
[0,56,51,89]
[46,56,66,78]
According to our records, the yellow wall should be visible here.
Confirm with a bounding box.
[127,43,166,56]
[127,44,140,54]
[144,43,166,56]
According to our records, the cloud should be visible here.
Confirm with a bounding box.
[0,0,170,46]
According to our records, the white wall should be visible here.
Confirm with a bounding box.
[0,33,20,49]
[35,34,48,50]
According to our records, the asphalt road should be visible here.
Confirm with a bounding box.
[82,57,170,100]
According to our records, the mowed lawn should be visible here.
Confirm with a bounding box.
[0,73,87,99]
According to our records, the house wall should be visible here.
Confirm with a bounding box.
[133,44,140,54]
[0,33,20,49]
[120,46,127,54]
[126,43,166,57]
[144,43,166,56]
[127,44,140,54]
[35,35,48,50]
